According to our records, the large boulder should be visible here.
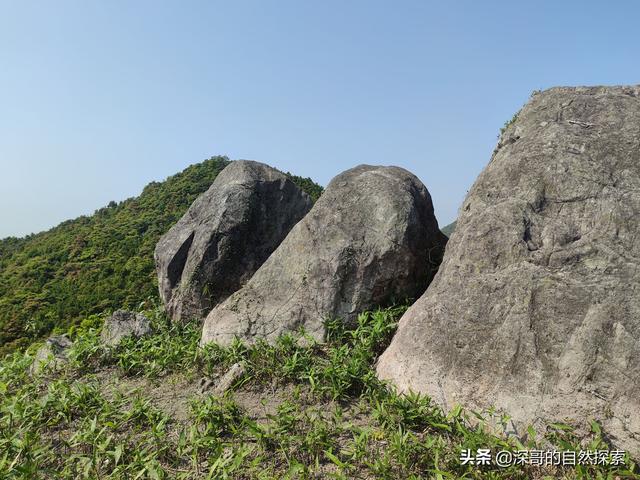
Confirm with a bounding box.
[201,164,447,346]
[154,160,313,323]
[101,310,152,347]
[377,86,640,456]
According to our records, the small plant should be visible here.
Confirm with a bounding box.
[500,109,521,136]
[190,396,245,437]
[0,304,637,478]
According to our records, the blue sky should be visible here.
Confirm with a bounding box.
[1,1,639,238]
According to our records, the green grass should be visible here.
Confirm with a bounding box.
[1,306,638,479]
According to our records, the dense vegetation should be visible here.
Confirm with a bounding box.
[0,157,322,355]
[1,306,636,479]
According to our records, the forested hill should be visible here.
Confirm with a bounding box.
[0,157,323,355]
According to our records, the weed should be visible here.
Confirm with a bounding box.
[0,304,637,478]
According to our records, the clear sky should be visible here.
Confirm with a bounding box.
[1,1,639,238]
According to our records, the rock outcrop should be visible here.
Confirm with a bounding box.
[201,164,447,346]
[377,86,640,456]
[154,161,313,323]
[31,335,73,374]
[101,310,152,347]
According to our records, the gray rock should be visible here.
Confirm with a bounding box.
[377,85,640,456]
[101,310,151,347]
[31,335,73,374]
[201,164,447,346]
[212,363,246,396]
[154,160,313,324]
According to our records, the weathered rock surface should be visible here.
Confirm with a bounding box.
[101,310,152,347]
[155,161,313,323]
[201,164,447,346]
[31,335,73,374]
[377,85,640,456]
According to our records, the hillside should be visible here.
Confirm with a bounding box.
[440,221,456,237]
[0,157,322,355]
